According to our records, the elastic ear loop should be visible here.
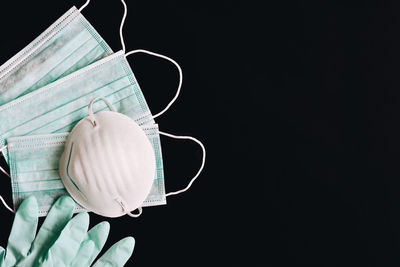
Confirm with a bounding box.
[116,0,201,196]
[81,0,128,52]
[0,145,14,213]
[117,0,183,119]
[87,97,116,126]
[159,131,206,197]
[78,0,91,12]
[115,197,143,218]
[79,0,127,53]
[0,145,10,178]
[124,50,183,119]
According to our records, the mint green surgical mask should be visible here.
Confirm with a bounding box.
[0,51,155,163]
[5,124,165,216]
[0,5,113,106]
[0,0,206,216]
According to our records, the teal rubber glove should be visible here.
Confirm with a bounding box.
[0,196,135,267]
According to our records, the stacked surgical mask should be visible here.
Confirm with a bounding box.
[0,0,205,218]
[0,51,154,163]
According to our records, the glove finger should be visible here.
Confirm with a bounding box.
[70,240,95,267]
[0,246,5,266]
[46,212,89,266]
[71,221,110,266]
[32,196,75,251]
[92,237,135,267]
[4,196,38,266]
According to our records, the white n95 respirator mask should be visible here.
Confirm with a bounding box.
[59,97,155,218]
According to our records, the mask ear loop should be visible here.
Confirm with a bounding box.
[78,0,91,12]
[117,0,202,195]
[0,145,14,213]
[80,0,128,53]
[0,196,14,213]
[115,197,143,217]
[87,97,116,126]
[125,50,183,119]
[0,145,10,178]
[118,0,182,119]
[159,131,206,197]
[119,0,128,53]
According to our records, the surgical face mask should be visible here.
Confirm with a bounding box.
[0,51,155,164]
[0,0,206,217]
[0,5,113,106]
[0,0,182,164]
[4,124,166,216]
[0,0,183,163]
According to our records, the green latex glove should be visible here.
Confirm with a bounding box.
[0,196,135,267]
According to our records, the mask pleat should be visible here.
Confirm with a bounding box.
[101,125,124,195]
[56,44,108,79]
[17,39,103,98]
[75,143,89,186]
[0,7,112,105]
[0,53,154,163]
[31,82,137,134]
[0,7,78,77]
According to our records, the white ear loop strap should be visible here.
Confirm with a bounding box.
[87,97,116,126]
[0,196,14,213]
[160,131,206,197]
[0,145,14,213]
[119,0,128,53]
[0,145,10,178]
[125,207,142,218]
[115,197,143,217]
[125,50,183,119]
[78,0,91,12]
[81,0,183,119]
[118,0,182,118]
[80,0,128,53]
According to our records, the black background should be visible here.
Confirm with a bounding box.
[0,0,263,266]
[268,1,400,266]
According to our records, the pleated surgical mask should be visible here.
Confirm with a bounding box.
[0,4,113,106]
[0,50,155,164]
[0,0,206,217]
[3,124,166,216]
[0,0,183,165]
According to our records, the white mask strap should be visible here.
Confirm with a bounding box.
[0,196,14,213]
[160,131,206,197]
[125,207,142,218]
[119,0,128,53]
[0,145,10,178]
[80,0,127,48]
[115,197,143,218]
[118,0,182,119]
[87,97,116,126]
[80,0,127,53]
[78,0,91,12]
[0,145,14,213]
[125,50,183,119]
